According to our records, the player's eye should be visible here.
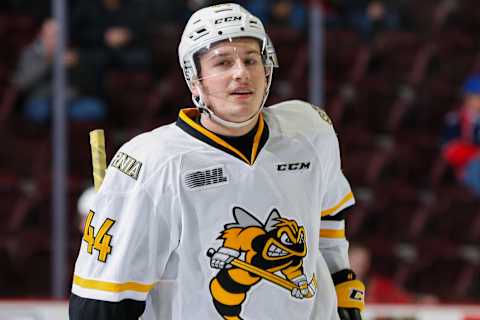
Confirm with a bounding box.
[215,59,231,67]
[280,233,292,245]
[244,54,261,66]
[244,58,257,66]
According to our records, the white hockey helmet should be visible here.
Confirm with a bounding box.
[178,3,279,128]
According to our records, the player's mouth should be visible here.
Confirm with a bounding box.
[230,88,254,100]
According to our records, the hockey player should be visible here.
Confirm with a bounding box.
[69,3,365,320]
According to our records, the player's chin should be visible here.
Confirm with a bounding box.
[229,94,262,109]
[227,102,258,119]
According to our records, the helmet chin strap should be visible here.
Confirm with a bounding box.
[192,66,273,129]
[193,93,261,129]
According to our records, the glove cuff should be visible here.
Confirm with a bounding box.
[333,269,365,311]
[332,269,356,285]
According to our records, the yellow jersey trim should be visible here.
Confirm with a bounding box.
[321,192,354,217]
[250,117,264,163]
[73,275,155,293]
[178,109,265,165]
[319,229,346,238]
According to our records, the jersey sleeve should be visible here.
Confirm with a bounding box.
[318,130,355,273]
[71,152,179,304]
[319,131,355,221]
[69,293,146,320]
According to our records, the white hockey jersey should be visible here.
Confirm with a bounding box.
[71,100,355,320]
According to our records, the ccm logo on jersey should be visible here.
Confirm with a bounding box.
[110,152,142,180]
[277,162,311,171]
[184,165,228,190]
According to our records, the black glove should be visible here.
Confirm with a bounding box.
[332,269,365,320]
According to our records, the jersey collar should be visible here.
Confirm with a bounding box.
[176,108,269,166]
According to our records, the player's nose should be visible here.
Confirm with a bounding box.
[232,59,250,81]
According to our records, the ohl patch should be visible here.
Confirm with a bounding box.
[183,165,228,190]
[207,207,317,319]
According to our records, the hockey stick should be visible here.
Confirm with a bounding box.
[89,129,107,191]
[207,248,317,298]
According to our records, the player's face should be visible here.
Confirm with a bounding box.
[194,38,268,124]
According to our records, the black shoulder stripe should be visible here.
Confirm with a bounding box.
[322,205,353,221]
[69,293,146,320]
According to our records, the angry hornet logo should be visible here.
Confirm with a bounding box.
[207,207,317,319]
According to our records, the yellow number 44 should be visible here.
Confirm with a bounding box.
[83,210,115,263]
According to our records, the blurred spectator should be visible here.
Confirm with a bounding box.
[70,0,151,97]
[442,74,480,197]
[349,244,413,303]
[320,0,408,34]
[246,0,306,31]
[349,244,438,304]
[12,19,106,124]
[345,0,400,40]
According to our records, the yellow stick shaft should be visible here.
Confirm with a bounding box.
[232,257,315,297]
[230,258,296,291]
[89,129,107,191]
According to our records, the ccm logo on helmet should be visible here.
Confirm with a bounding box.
[215,16,242,24]
[277,162,311,171]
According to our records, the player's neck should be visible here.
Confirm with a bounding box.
[200,114,259,137]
